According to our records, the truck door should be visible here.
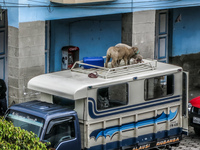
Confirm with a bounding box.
[182,72,189,135]
[43,116,81,150]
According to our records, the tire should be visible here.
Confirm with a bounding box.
[194,127,200,135]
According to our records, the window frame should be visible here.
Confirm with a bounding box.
[96,82,129,111]
[44,116,76,148]
[144,74,174,101]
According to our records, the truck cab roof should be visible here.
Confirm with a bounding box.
[9,100,77,120]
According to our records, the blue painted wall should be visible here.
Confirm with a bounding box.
[2,0,200,28]
[171,7,200,56]
[50,15,121,72]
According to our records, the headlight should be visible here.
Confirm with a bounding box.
[188,103,192,112]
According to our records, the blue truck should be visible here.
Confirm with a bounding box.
[5,59,188,150]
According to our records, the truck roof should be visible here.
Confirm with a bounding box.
[9,100,76,119]
[28,59,182,100]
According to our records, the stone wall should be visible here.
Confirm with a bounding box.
[8,21,45,105]
[132,10,156,59]
[169,53,200,90]
[121,10,156,59]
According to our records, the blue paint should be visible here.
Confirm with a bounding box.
[88,95,180,118]
[172,7,200,56]
[0,0,19,27]
[87,128,182,150]
[3,0,200,27]
[50,20,70,72]
[50,15,121,72]
[91,109,178,139]
[69,16,121,59]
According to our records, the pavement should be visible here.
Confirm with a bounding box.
[170,88,200,150]
[172,126,200,150]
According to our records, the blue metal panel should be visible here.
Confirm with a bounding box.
[172,7,200,56]
[50,15,121,72]
[69,17,121,60]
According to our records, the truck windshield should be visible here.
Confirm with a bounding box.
[5,110,44,137]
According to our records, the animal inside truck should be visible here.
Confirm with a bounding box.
[4,58,189,150]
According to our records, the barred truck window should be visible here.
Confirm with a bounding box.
[144,75,174,100]
[97,83,128,110]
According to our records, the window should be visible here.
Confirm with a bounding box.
[44,117,75,148]
[5,110,44,137]
[144,75,174,100]
[97,83,128,110]
[53,95,75,109]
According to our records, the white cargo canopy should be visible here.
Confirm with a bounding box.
[28,59,182,100]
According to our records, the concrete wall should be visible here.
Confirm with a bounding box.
[8,21,45,104]
[132,10,156,59]
[121,11,155,59]
[121,13,132,46]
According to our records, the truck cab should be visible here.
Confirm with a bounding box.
[5,100,81,150]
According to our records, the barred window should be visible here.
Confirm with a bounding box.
[97,83,128,110]
[144,75,174,100]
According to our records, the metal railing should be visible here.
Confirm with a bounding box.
[71,58,157,79]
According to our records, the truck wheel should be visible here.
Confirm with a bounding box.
[194,127,200,135]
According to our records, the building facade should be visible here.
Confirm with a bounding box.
[0,0,200,105]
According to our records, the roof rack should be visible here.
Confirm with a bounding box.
[71,58,157,79]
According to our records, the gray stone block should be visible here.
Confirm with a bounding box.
[8,56,19,68]
[8,86,19,98]
[8,46,19,57]
[8,67,19,78]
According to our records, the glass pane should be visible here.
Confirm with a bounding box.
[0,31,5,54]
[144,75,174,100]
[159,38,166,58]
[44,119,75,148]
[5,110,44,137]
[0,11,5,28]
[97,83,128,110]
[0,58,4,79]
[159,13,166,33]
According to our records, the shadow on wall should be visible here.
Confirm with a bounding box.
[169,52,200,92]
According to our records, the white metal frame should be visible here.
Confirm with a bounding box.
[71,58,157,79]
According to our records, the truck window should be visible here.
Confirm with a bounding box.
[5,110,44,137]
[53,95,75,109]
[144,74,174,100]
[44,118,75,148]
[97,83,128,110]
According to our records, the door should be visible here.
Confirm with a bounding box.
[0,10,7,83]
[182,72,189,135]
[45,21,50,73]
[155,10,168,63]
[43,117,81,150]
